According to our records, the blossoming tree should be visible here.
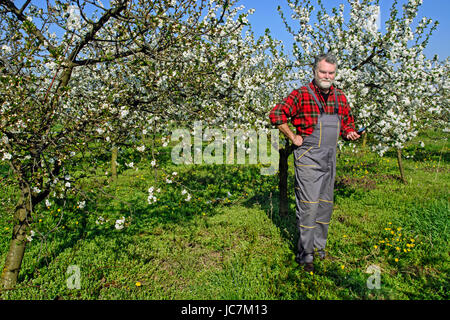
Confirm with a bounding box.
[277,0,448,185]
[0,0,290,289]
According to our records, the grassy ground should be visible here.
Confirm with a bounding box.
[0,128,448,299]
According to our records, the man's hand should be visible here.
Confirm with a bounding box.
[277,123,303,147]
[346,130,361,140]
[292,134,303,146]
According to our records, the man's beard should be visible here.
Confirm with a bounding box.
[316,78,333,90]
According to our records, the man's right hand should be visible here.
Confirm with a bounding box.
[277,123,303,147]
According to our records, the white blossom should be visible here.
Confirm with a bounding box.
[1,45,12,53]
[26,230,35,242]
[96,216,105,225]
[147,186,159,204]
[66,5,81,30]
[115,217,125,230]
[1,153,12,161]
[126,162,134,168]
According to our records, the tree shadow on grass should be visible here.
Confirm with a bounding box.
[17,191,217,286]
[16,162,251,286]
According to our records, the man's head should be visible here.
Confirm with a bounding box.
[313,53,337,92]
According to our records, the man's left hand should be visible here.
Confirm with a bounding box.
[346,131,360,140]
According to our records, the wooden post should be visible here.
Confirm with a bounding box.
[396,148,407,184]
[111,146,118,182]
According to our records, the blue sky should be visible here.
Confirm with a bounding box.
[24,0,449,61]
[242,0,449,61]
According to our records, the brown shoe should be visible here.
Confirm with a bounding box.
[295,255,314,272]
[303,262,314,272]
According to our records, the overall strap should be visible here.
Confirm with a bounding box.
[306,86,324,114]
[334,88,339,115]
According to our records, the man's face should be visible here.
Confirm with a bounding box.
[314,59,336,91]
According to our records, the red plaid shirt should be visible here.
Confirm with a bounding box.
[269,81,356,137]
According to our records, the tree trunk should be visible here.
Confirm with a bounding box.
[278,143,290,217]
[2,188,31,289]
[396,148,407,184]
[111,146,118,181]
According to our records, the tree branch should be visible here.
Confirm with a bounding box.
[67,0,130,63]
[351,46,384,71]
[1,0,58,57]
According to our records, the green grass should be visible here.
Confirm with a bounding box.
[0,128,448,300]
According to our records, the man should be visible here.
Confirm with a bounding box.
[269,53,361,272]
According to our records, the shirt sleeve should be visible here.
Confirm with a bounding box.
[337,90,356,136]
[269,90,299,126]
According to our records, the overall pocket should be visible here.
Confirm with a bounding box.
[295,146,318,168]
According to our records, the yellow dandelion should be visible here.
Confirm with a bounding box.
[395,258,399,262]
[310,271,314,276]
[341,265,345,270]
[374,245,378,249]
[135,281,142,287]
[396,247,400,251]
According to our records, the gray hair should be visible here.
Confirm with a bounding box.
[312,53,338,72]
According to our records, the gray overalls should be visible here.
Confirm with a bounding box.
[293,86,340,263]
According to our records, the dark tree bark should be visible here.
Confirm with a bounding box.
[278,142,291,217]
